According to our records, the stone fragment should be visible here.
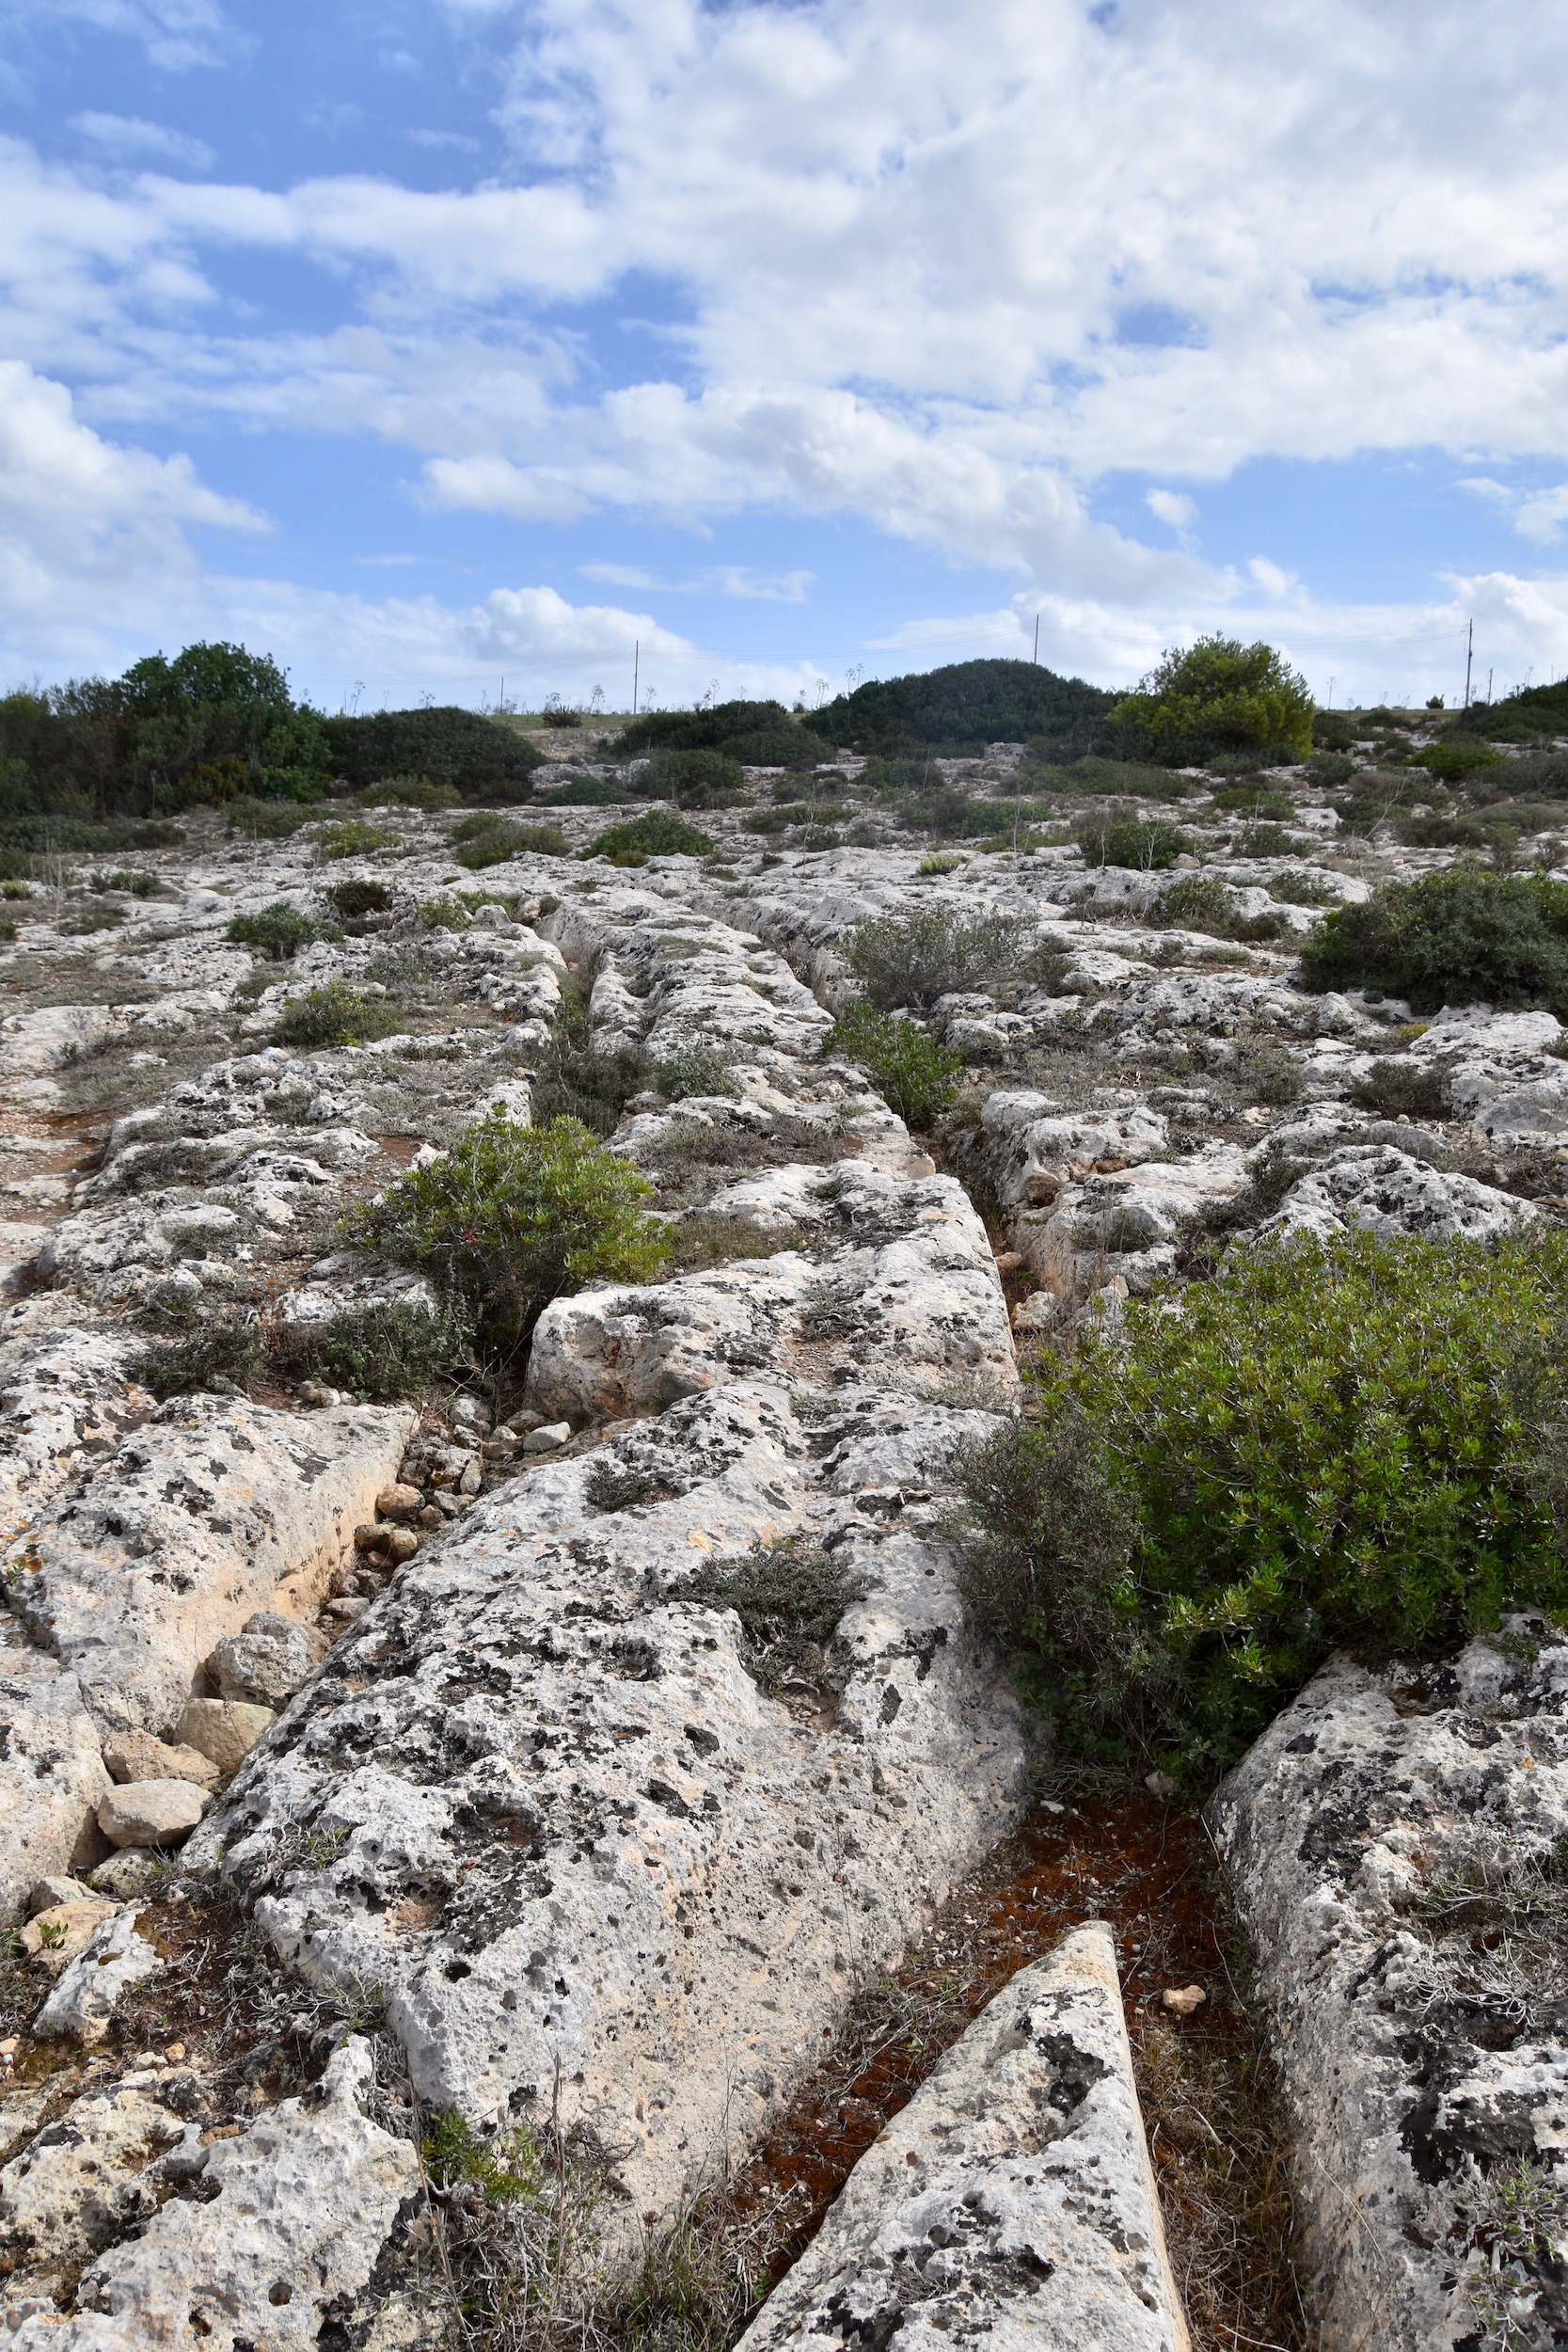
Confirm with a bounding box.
[19,1899,120,1974]
[102,1729,220,1790]
[736,1922,1189,2352]
[26,1875,93,1915]
[10,2039,420,2351]
[97,1779,209,1849]
[208,1612,329,1708]
[521,1420,571,1453]
[1260,1142,1539,1246]
[175,1696,276,1775]
[34,1908,159,2042]
[374,1482,423,1520]
[1160,1985,1206,2016]
[0,2071,189,2300]
[0,1651,112,1925]
[87,1850,164,1901]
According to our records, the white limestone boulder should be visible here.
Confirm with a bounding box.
[0,1650,111,1925]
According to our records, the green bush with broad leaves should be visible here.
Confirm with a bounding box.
[1300,869,1568,1016]
[1109,635,1315,765]
[957,1232,1568,1789]
[345,1109,667,1352]
[826,1003,966,1129]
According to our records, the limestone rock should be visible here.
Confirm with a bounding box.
[8,1397,414,1738]
[18,1899,120,1974]
[97,1779,209,1848]
[102,1729,220,1790]
[1260,1142,1539,1245]
[0,1651,111,1926]
[737,1923,1188,2352]
[208,1613,330,1708]
[1211,1629,1568,2349]
[6,2040,418,2351]
[26,1875,93,1915]
[34,1908,159,2042]
[87,1850,164,1901]
[176,1696,277,1774]
[194,1376,1025,2230]
[0,2069,190,2302]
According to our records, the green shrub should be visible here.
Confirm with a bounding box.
[325,879,393,920]
[272,983,402,1048]
[451,814,566,868]
[345,1109,667,1351]
[1300,870,1568,1015]
[1228,1037,1305,1105]
[1077,817,1189,869]
[827,1004,966,1128]
[1149,874,1234,933]
[1304,751,1356,787]
[656,1043,738,1100]
[0,879,28,900]
[800,659,1115,756]
[276,1298,469,1401]
[583,813,713,864]
[958,1232,1568,1787]
[667,1535,864,1696]
[356,772,459,811]
[313,818,402,860]
[1209,786,1297,820]
[540,773,637,806]
[127,1317,263,1399]
[917,852,965,876]
[1269,868,1339,908]
[637,748,746,809]
[1349,1057,1450,1120]
[66,905,124,933]
[844,904,1026,1009]
[1110,637,1315,765]
[227,901,335,961]
[229,798,313,839]
[531,1035,653,1136]
[1412,739,1506,783]
[103,868,167,898]
[324,707,543,804]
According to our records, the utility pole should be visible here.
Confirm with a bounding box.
[1464,619,1474,709]
[1487,668,1494,705]
[1327,676,1336,709]
[633,641,639,715]
[1032,613,1039,665]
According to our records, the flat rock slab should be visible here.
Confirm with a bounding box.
[6,1395,415,1739]
[736,1921,1188,2352]
[0,1650,111,1925]
[194,1376,1024,2228]
[1211,1628,1568,2350]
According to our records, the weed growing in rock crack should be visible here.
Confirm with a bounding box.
[1455,2157,1568,2347]
[583,1457,676,1513]
[1226,1035,1306,1106]
[844,903,1027,1010]
[529,1012,653,1136]
[826,1004,965,1130]
[663,1213,809,1271]
[273,1298,472,1402]
[667,1535,865,1699]
[582,811,714,865]
[1269,867,1339,907]
[1349,1055,1452,1120]
[226,900,339,960]
[126,1315,264,1399]
[272,981,402,1048]
[325,877,393,920]
[957,1232,1568,1789]
[345,1108,666,1356]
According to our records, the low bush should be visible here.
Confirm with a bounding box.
[1209,786,1297,820]
[539,773,636,806]
[313,818,402,859]
[917,851,966,876]
[958,1232,1568,1787]
[355,771,459,811]
[1349,1057,1451,1120]
[128,1317,263,1399]
[1300,869,1568,1015]
[1228,1036,1305,1105]
[451,815,566,868]
[668,1534,864,1695]
[844,903,1026,1009]
[102,868,167,898]
[228,798,313,839]
[636,748,747,809]
[583,812,714,864]
[345,1109,667,1352]
[826,1004,966,1129]
[1149,874,1234,933]
[656,1042,738,1100]
[1304,751,1356,787]
[325,878,393,920]
[1269,868,1339,907]
[324,707,543,803]
[275,1298,470,1401]
[1232,822,1299,858]
[1412,739,1506,783]
[272,983,402,1048]
[1077,817,1189,869]
[226,901,335,961]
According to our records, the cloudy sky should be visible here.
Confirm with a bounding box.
[3,0,1568,711]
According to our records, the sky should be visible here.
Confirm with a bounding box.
[3,1,1568,715]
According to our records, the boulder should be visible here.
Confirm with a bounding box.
[175,1696,276,1775]
[102,1730,220,1790]
[0,2069,192,2304]
[207,1613,330,1708]
[1260,1143,1539,1246]
[97,1779,209,1849]
[736,1922,1188,2352]
[34,1907,159,2042]
[0,1650,112,1925]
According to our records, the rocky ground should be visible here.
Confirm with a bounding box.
[2,724,1567,2348]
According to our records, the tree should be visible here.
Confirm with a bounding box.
[1109,636,1314,765]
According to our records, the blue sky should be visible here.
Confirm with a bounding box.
[3,0,1568,713]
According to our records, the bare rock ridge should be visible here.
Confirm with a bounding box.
[5,732,1567,2347]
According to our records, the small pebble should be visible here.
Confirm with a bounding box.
[1161,1984,1207,2016]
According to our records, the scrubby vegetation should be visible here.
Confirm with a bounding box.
[275,1298,471,1401]
[635,748,747,808]
[656,1042,738,1100]
[958,1233,1568,1788]
[324,706,543,803]
[583,812,714,863]
[802,658,1114,755]
[226,901,337,961]
[272,983,402,1048]
[346,1108,667,1352]
[669,1535,865,1697]
[844,903,1027,1009]
[1075,814,1190,869]
[826,1004,966,1128]
[451,813,566,867]
[1109,636,1315,766]
[1301,869,1568,1015]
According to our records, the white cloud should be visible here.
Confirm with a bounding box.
[1146,488,1196,531]
[71,114,214,170]
[2,0,244,71]
[419,453,595,522]
[579,562,667,590]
